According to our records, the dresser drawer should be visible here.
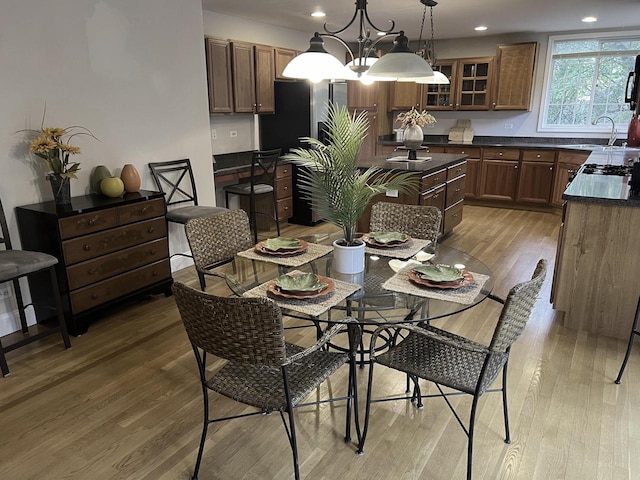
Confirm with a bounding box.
[118,198,165,225]
[276,164,292,179]
[277,197,293,220]
[447,162,467,181]
[276,176,293,199]
[59,209,118,240]
[419,186,446,212]
[62,217,167,265]
[446,176,466,206]
[70,259,171,314]
[420,169,446,191]
[483,148,520,160]
[66,238,169,290]
[521,149,556,162]
[445,146,481,157]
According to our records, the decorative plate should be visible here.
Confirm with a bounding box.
[408,269,474,290]
[411,264,464,283]
[268,274,335,299]
[275,272,327,293]
[255,239,308,256]
[362,232,412,248]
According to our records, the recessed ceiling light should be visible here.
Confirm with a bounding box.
[474,25,488,31]
[582,16,597,23]
[377,31,386,36]
[311,11,326,18]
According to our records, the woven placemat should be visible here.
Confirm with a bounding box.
[237,242,333,267]
[364,238,432,259]
[382,268,490,305]
[243,271,362,317]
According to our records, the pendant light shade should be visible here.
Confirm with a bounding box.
[397,69,450,84]
[366,31,434,79]
[282,33,350,82]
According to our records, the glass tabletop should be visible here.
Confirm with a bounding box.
[224,232,494,326]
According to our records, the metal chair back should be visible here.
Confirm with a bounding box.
[148,159,199,207]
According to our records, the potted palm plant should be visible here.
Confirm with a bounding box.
[284,103,417,273]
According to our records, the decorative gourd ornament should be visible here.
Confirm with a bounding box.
[90,165,111,193]
[100,176,125,198]
[120,164,141,193]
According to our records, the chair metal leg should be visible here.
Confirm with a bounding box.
[192,386,210,480]
[467,393,480,480]
[49,267,71,349]
[502,360,511,443]
[281,368,301,480]
[272,188,280,237]
[12,278,29,333]
[249,191,258,245]
[0,343,9,377]
[197,272,206,291]
[356,359,376,455]
[615,296,640,384]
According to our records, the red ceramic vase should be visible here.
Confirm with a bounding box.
[120,164,141,193]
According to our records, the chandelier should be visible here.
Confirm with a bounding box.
[282,0,433,83]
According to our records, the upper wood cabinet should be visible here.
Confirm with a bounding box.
[347,81,379,110]
[422,60,458,110]
[388,82,420,111]
[205,38,234,114]
[274,48,297,80]
[254,44,275,113]
[492,42,537,111]
[456,57,494,110]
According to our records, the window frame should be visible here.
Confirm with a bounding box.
[538,30,640,135]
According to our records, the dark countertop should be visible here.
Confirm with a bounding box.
[563,149,640,206]
[358,153,467,173]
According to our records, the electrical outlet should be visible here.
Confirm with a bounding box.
[212,129,217,140]
[230,130,238,138]
[504,123,513,130]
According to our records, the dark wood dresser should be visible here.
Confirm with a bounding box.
[16,190,173,336]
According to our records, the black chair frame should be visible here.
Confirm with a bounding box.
[615,295,640,384]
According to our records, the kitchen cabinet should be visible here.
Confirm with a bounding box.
[15,192,173,336]
[492,42,537,110]
[388,82,420,111]
[352,109,378,161]
[230,42,275,114]
[422,60,458,110]
[205,38,234,113]
[347,81,379,110]
[478,148,520,201]
[551,151,588,207]
[445,146,480,199]
[516,149,555,204]
[274,47,297,80]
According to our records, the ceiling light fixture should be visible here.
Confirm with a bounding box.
[398,0,450,85]
[582,16,597,23]
[474,25,488,31]
[283,0,433,82]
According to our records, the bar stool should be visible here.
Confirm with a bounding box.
[223,149,281,244]
[614,295,640,384]
[0,196,71,377]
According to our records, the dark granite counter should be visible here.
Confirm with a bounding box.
[563,149,640,206]
[358,152,467,173]
[213,151,254,176]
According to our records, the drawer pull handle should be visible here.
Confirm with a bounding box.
[83,245,91,251]
[434,194,439,199]
[88,268,97,275]
[499,152,503,156]
[150,249,157,255]
[536,154,541,158]
[91,293,98,300]
[152,271,158,277]
[141,206,151,214]
[455,188,461,192]
[79,216,100,227]
[148,227,155,233]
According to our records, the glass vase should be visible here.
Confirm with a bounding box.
[49,175,71,205]
[403,124,424,150]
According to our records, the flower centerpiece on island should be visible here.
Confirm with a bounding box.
[396,107,436,158]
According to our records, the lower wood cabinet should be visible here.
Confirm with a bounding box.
[16,191,173,336]
[479,158,519,202]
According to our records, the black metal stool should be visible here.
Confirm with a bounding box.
[615,296,640,384]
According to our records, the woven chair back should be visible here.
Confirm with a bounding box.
[489,259,547,353]
[173,282,287,365]
[369,202,442,244]
[185,209,253,270]
[149,159,199,207]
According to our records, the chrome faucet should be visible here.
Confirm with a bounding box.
[592,115,618,146]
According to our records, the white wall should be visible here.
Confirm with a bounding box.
[0,0,214,335]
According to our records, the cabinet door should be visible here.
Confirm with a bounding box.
[347,81,379,109]
[479,159,519,201]
[205,38,233,113]
[455,57,494,110]
[551,163,578,207]
[464,158,481,199]
[516,161,554,204]
[231,42,256,113]
[388,82,420,111]
[274,48,297,80]
[422,60,457,110]
[254,44,275,113]
[353,109,378,161]
[492,42,537,110]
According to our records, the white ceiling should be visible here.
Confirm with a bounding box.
[202,0,640,41]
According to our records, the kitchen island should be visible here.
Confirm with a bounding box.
[552,149,640,339]
[355,152,467,235]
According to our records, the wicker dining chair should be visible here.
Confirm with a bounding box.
[184,209,254,291]
[369,202,442,246]
[357,259,547,480]
[172,282,360,480]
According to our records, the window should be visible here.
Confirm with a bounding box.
[539,32,640,133]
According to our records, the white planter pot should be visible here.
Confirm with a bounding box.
[332,239,365,274]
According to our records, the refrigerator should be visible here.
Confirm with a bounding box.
[259,80,348,225]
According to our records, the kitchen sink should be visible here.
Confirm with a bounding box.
[560,144,640,151]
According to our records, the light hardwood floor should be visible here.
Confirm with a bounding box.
[1,205,638,479]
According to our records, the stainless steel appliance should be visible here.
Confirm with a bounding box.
[581,164,634,176]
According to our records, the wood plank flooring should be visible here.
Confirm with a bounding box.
[1,205,638,479]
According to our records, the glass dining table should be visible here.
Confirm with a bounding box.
[222,231,495,333]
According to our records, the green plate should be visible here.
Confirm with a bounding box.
[275,273,328,293]
[370,231,408,244]
[262,237,302,251]
[411,264,463,283]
